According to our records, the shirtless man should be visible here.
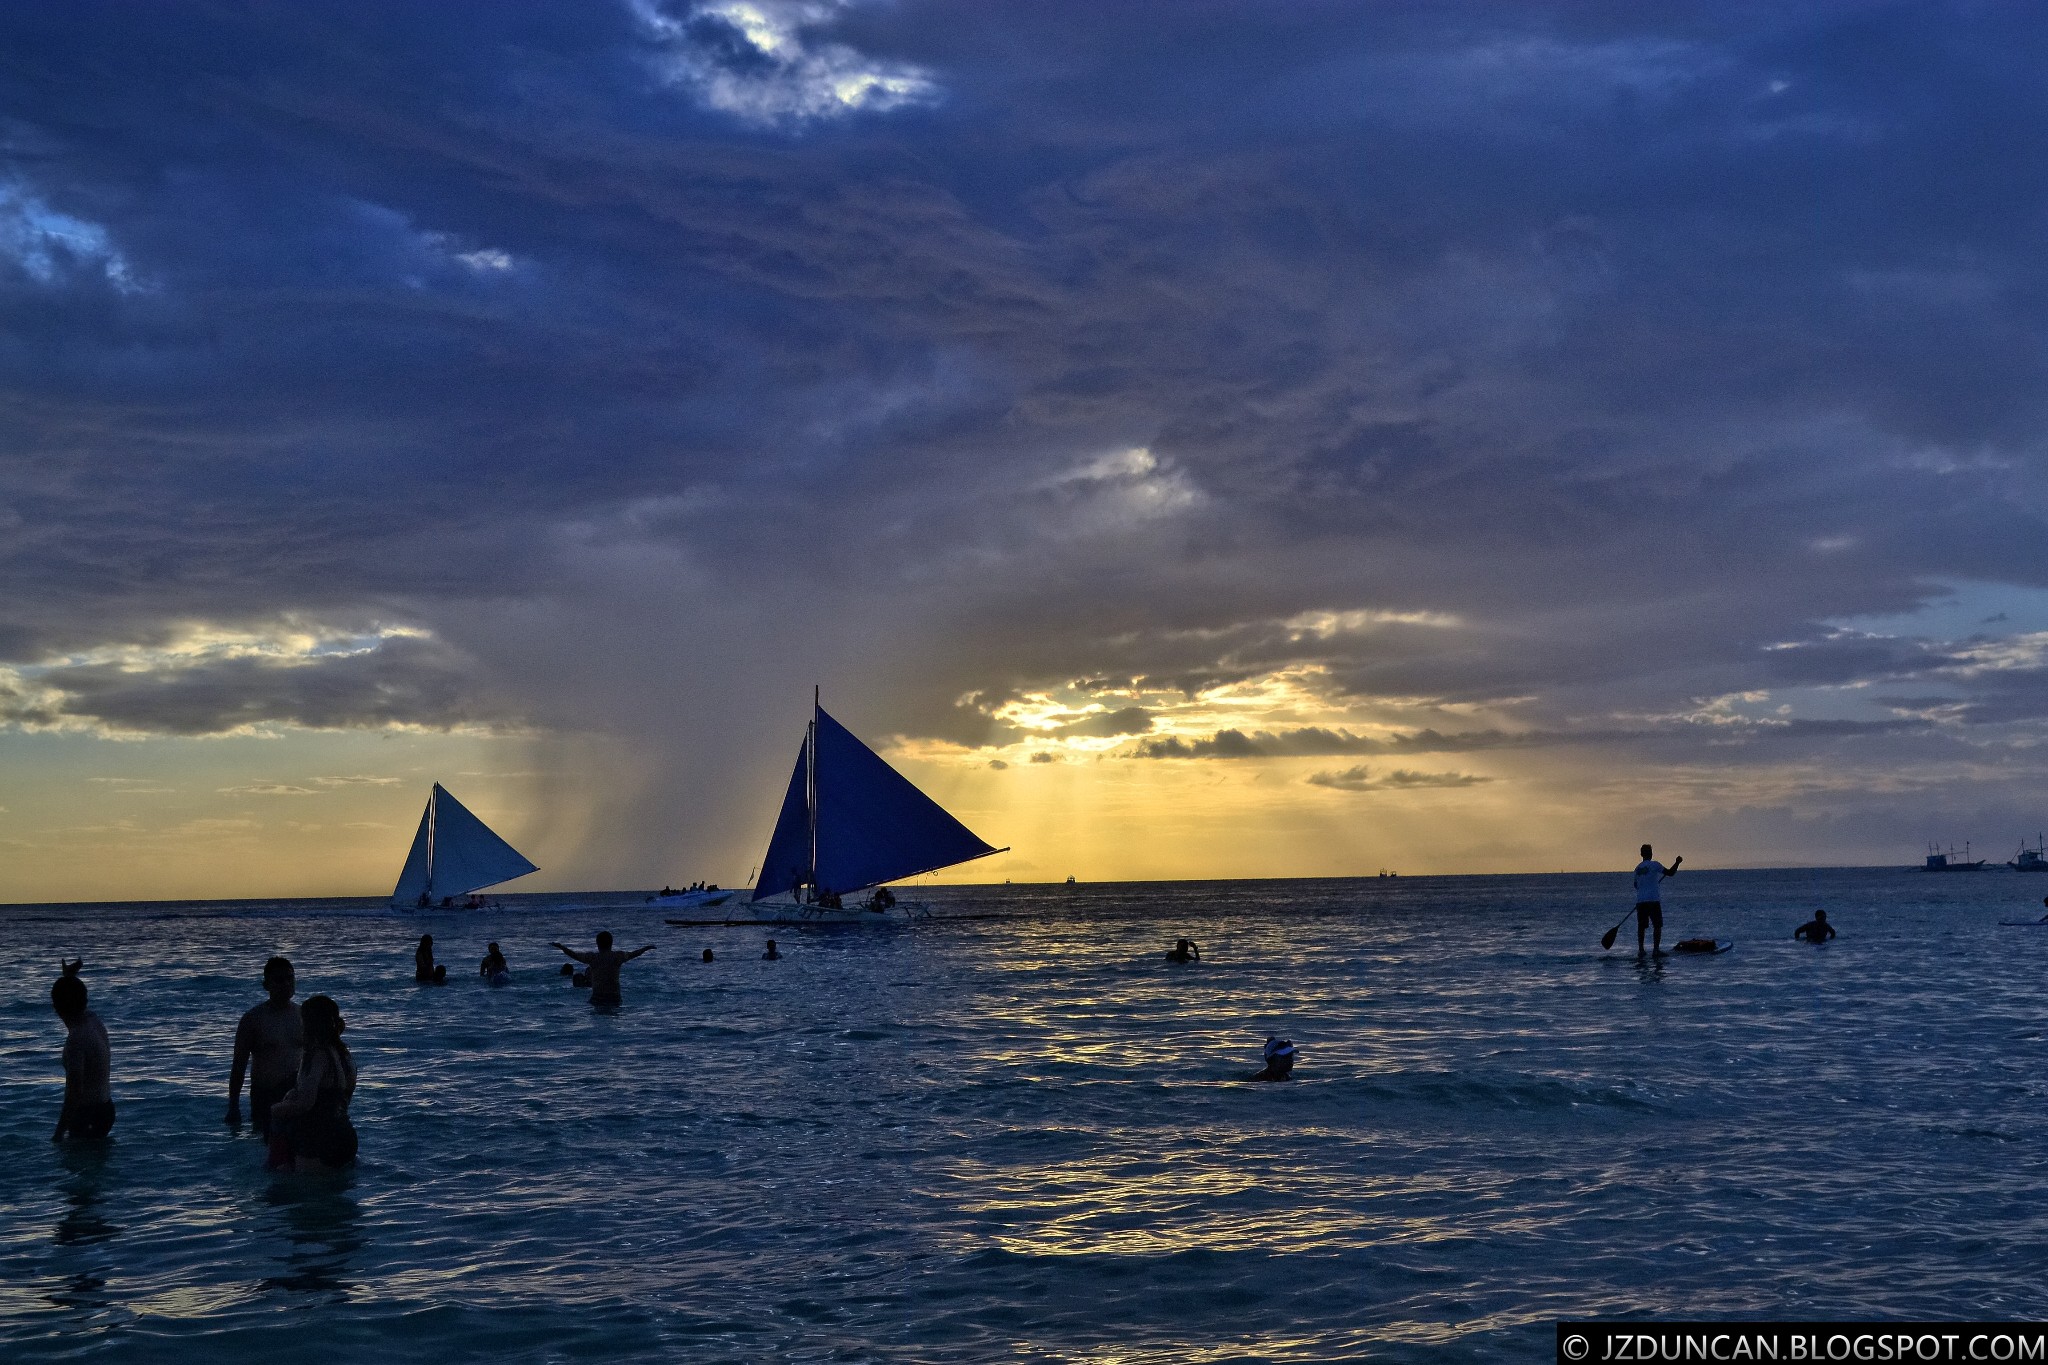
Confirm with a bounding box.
[227,956,303,1135]
[51,963,114,1142]
[550,931,654,1007]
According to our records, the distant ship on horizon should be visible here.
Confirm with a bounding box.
[1920,842,1987,872]
[2010,836,2048,872]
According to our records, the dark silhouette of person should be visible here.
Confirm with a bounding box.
[1794,910,1837,943]
[479,943,508,978]
[551,932,654,1007]
[1166,938,1200,963]
[1251,1036,1296,1082]
[763,939,781,960]
[1632,843,1683,954]
[701,948,714,963]
[50,962,114,1142]
[227,956,302,1135]
[415,935,447,984]
[268,995,357,1170]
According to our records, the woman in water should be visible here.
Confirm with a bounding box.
[268,995,358,1170]
[479,942,509,979]
[415,934,446,984]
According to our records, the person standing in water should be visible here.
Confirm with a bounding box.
[268,995,357,1170]
[479,943,508,978]
[415,935,447,984]
[51,962,114,1142]
[550,931,654,1007]
[1166,938,1200,963]
[1794,910,1837,943]
[1632,844,1683,955]
[227,956,303,1136]
[762,939,781,960]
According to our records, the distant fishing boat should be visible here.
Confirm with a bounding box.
[1919,842,1987,872]
[391,783,538,908]
[2011,836,2048,872]
[748,690,1006,922]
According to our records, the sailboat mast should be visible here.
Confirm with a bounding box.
[807,687,819,895]
[425,785,438,895]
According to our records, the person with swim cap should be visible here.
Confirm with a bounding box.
[227,956,303,1136]
[1793,910,1837,943]
[1631,844,1683,955]
[268,995,358,1170]
[50,960,115,1142]
[1251,1036,1296,1082]
[415,934,447,985]
[550,931,654,1007]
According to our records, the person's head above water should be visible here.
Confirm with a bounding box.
[596,930,614,951]
[487,941,501,954]
[702,948,714,962]
[1641,843,1653,859]
[50,971,87,1022]
[1261,1036,1297,1077]
[1813,910,1828,923]
[301,994,345,1045]
[418,934,432,949]
[263,955,295,1002]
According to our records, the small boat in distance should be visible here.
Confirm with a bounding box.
[648,885,734,909]
[1920,842,1987,872]
[2011,836,2048,872]
[392,783,539,908]
[748,690,1006,922]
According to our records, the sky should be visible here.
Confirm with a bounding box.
[7,1,2048,900]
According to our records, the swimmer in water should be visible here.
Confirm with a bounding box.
[550,931,654,1007]
[1793,910,1837,943]
[763,939,781,960]
[1165,938,1200,963]
[268,995,357,1171]
[415,934,447,985]
[701,948,714,963]
[51,962,115,1142]
[227,956,302,1136]
[479,942,508,977]
[1250,1036,1296,1082]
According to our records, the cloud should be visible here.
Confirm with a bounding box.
[218,783,321,796]
[0,625,522,738]
[1305,766,1493,792]
[632,0,941,127]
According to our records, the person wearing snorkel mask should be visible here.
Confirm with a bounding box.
[1252,1036,1296,1081]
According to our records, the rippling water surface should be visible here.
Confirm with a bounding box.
[4,869,2048,1361]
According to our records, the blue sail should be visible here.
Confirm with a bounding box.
[811,705,997,894]
[750,744,815,902]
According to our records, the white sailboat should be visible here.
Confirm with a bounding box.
[390,783,539,909]
[748,691,1005,922]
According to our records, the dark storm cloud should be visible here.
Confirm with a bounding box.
[7,1,2048,869]
[1,634,518,737]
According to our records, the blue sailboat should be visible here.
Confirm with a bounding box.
[390,783,539,908]
[750,691,1005,921]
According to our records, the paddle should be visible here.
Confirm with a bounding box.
[1601,855,1682,950]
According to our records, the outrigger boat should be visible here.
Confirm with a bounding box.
[2010,836,2048,872]
[1919,842,1987,872]
[391,783,538,909]
[648,885,734,909]
[732,690,1006,924]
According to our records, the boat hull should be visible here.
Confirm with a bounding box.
[648,890,733,909]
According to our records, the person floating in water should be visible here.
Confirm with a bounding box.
[762,939,781,960]
[550,931,654,1007]
[268,995,357,1171]
[1794,910,1837,943]
[1165,938,1200,963]
[1250,1036,1296,1082]
[1632,844,1683,955]
[479,942,508,978]
[415,934,447,985]
[51,961,115,1142]
[227,956,303,1136]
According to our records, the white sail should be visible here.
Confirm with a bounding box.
[390,783,538,907]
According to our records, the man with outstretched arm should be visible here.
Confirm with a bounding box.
[227,955,303,1135]
[1633,843,1683,955]
[550,931,654,1007]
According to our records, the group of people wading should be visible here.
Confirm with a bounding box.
[45,929,667,1167]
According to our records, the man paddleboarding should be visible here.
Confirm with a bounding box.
[1631,843,1682,955]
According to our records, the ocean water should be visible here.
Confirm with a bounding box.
[3,868,2048,1362]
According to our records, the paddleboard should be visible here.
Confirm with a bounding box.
[1670,938,1734,955]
